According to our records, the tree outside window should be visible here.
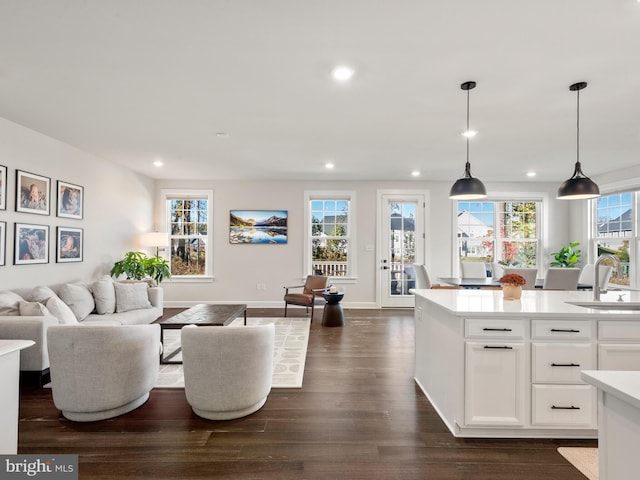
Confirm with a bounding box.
[168,198,208,276]
[594,192,633,286]
[311,199,349,277]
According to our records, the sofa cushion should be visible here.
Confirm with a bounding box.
[91,276,116,314]
[114,282,151,313]
[59,283,96,321]
[19,300,51,316]
[31,285,57,303]
[0,291,24,315]
[45,296,78,324]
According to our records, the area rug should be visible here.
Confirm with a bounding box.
[156,317,310,389]
[557,447,598,480]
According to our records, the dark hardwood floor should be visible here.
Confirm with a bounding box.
[18,308,595,479]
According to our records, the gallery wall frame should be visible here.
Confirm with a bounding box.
[57,180,84,219]
[0,221,5,266]
[16,170,50,216]
[56,226,83,263]
[0,165,6,210]
[229,209,288,244]
[14,222,49,265]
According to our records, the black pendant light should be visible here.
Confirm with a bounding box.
[449,81,487,200]
[557,82,600,200]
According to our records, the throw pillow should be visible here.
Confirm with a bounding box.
[58,283,96,321]
[91,276,116,314]
[0,291,25,315]
[18,300,51,316]
[45,296,78,324]
[114,282,151,313]
[31,286,57,303]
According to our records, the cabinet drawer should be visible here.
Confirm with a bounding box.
[598,344,640,370]
[532,343,595,383]
[465,319,526,339]
[599,321,640,341]
[531,320,593,340]
[531,385,596,427]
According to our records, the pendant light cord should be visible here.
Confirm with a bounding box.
[576,87,580,166]
[466,87,470,167]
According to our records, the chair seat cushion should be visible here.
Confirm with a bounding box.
[284,293,313,305]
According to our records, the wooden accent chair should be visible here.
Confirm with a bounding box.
[283,275,329,322]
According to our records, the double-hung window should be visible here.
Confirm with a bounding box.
[456,199,541,272]
[162,189,213,279]
[591,191,636,287]
[305,191,355,278]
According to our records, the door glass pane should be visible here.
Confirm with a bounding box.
[389,201,417,295]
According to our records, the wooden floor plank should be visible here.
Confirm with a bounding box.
[17,308,595,479]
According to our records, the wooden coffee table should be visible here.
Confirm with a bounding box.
[158,304,247,364]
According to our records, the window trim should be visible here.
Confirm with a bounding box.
[304,190,357,282]
[160,189,214,282]
[452,191,547,276]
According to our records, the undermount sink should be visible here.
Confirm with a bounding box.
[566,301,640,311]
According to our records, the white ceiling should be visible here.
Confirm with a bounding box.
[0,0,639,184]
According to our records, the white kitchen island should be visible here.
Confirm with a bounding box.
[413,288,640,438]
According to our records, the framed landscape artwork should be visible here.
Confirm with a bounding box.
[229,210,288,244]
[14,222,49,265]
[0,164,6,210]
[57,180,83,219]
[0,221,5,266]
[57,226,83,263]
[16,170,50,215]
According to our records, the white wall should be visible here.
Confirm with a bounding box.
[0,118,154,291]
[155,178,569,308]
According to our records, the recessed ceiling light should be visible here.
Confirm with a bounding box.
[153,160,163,167]
[215,132,230,138]
[527,171,536,177]
[461,130,477,138]
[411,171,421,177]
[331,66,354,82]
[325,162,335,169]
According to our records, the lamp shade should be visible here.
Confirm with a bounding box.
[557,170,600,199]
[449,176,487,200]
[141,232,170,247]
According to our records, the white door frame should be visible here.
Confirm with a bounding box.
[377,189,429,308]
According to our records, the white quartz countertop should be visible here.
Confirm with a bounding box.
[581,370,640,410]
[414,289,640,318]
[0,339,35,356]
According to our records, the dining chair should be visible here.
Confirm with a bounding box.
[578,264,613,290]
[412,264,432,289]
[460,261,488,278]
[503,267,538,290]
[542,267,581,290]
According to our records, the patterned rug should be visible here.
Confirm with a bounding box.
[156,317,310,389]
[557,447,598,480]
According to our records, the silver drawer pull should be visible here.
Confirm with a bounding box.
[551,362,581,367]
[483,328,512,332]
[551,405,581,410]
[550,328,580,333]
[483,345,513,349]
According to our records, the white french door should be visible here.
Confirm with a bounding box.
[379,192,427,308]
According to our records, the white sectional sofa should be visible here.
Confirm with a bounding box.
[0,276,163,384]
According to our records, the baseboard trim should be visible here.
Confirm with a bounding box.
[162,300,380,309]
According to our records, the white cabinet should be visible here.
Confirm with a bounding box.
[530,319,596,429]
[599,321,640,371]
[465,341,526,426]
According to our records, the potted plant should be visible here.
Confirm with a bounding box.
[111,251,171,285]
[498,273,526,300]
[550,241,581,268]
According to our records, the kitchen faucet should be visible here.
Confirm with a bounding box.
[593,254,623,301]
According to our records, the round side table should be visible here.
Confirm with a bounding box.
[322,291,344,327]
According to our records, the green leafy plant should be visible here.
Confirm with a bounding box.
[550,241,581,268]
[111,251,171,285]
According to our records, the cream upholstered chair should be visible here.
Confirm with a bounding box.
[503,267,538,290]
[182,323,275,420]
[47,324,160,421]
[283,275,329,322]
[412,263,432,289]
[579,264,613,289]
[460,261,487,278]
[543,267,581,290]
